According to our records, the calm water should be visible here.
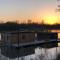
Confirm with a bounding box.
[0,46,60,60]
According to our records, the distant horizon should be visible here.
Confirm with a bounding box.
[1,19,60,25]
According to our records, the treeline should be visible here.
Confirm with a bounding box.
[0,22,60,31]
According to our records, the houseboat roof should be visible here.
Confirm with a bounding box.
[1,30,57,33]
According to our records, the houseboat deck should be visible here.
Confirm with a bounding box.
[4,39,57,47]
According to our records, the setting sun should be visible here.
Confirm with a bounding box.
[43,15,58,25]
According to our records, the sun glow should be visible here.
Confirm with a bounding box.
[43,15,58,25]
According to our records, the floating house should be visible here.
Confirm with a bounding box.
[1,31,58,58]
[1,31,58,47]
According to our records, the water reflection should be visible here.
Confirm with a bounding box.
[1,46,35,58]
[0,46,60,60]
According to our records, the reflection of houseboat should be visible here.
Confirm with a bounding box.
[1,46,35,58]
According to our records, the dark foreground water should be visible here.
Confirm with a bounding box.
[0,46,60,60]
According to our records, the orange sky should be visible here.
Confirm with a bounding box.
[0,0,60,25]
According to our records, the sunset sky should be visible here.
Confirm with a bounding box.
[0,0,60,24]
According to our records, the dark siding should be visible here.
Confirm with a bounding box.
[37,32,58,40]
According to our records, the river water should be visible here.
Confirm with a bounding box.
[0,46,60,60]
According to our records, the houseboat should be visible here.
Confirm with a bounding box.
[0,30,58,58]
[1,31,58,47]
